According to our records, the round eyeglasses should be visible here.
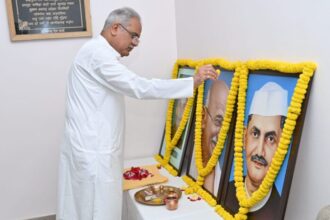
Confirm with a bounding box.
[204,106,223,128]
[119,23,140,44]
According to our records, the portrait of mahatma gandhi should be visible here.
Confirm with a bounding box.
[202,80,229,195]
[188,79,230,196]
[226,81,288,218]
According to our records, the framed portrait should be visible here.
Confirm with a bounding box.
[186,67,236,199]
[220,67,314,219]
[6,0,92,41]
[158,66,196,176]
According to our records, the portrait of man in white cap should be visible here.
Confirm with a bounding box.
[225,81,288,219]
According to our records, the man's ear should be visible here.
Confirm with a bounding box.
[110,23,120,36]
[202,106,207,129]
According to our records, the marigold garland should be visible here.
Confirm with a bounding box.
[155,59,197,176]
[184,58,240,218]
[182,175,217,207]
[233,61,316,219]
[194,59,239,180]
[156,59,316,220]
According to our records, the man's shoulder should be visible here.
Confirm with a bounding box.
[80,36,108,55]
[76,36,117,64]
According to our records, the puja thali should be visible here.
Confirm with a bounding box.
[134,185,182,206]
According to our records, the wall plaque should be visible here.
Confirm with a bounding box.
[6,0,92,41]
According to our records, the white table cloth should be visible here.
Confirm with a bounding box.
[122,157,222,220]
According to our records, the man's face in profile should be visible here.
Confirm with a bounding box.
[244,115,283,190]
[202,81,229,154]
[110,17,142,57]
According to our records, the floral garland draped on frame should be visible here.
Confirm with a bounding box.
[183,58,240,207]
[154,59,198,176]
[155,59,316,220]
[220,61,317,220]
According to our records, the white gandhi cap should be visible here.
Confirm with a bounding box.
[249,82,288,117]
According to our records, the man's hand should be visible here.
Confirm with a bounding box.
[193,64,218,89]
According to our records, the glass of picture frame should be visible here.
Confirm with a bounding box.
[157,66,196,176]
[220,68,314,220]
[186,67,236,199]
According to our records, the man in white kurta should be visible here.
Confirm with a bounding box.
[57,7,217,220]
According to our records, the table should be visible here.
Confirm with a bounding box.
[122,157,222,220]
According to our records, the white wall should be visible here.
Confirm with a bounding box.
[2,0,327,219]
[175,0,330,219]
[0,1,177,219]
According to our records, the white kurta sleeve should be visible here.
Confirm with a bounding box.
[91,51,194,100]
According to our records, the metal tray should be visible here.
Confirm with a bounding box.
[134,185,182,206]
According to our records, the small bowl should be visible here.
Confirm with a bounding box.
[144,188,154,196]
[151,185,164,195]
[166,192,178,199]
[164,196,178,210]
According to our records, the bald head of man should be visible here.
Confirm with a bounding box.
[202,80,229,162]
